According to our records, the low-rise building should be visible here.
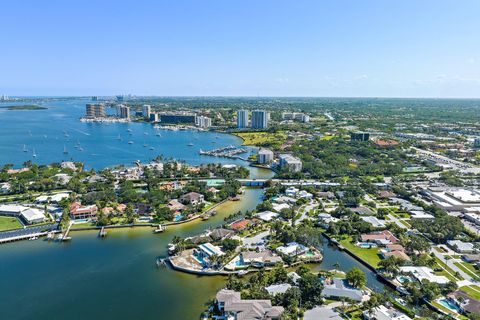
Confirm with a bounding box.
[361,230,399,244]
[20,208,46,224]
[70,202,98,220]
[276,242,308,257]
[216,289,284,320]
[399,266,449,284]
[363,305,412,320]
[180,192,204,205]
[322,278,364,302]
[447,240,475,253]
[361,216,386,228]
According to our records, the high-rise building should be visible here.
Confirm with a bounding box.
[142,105,151,118]
[149,113,159,122]
[258,148,274,164]
[350,132,370,141]
[251,110,269,129]
[1,94,10,101]
[117,105,130,119]
[237,110,249,128]
[474,137,480,148]
[195,116,212,128]
[85,104,106,118]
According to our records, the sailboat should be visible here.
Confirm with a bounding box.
[63,145,68,154]
[116,134,122,141]
[22,144,28,152]
[32,148,37,158]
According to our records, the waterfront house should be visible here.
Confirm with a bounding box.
[60,161,77,171]
[70,202,98,220]
[237,250,283,268]
[322,278,364,302]
[272,203,290,213]
[20,208,46,224]
[230,219,253,231]
[180,192,204,205]
[363,305,412,320]
[215,289,284,320]
[209,228,234,241]
[276,242,308,257]
[0,204,29,216]
[134,203,152,216]
[380,249,411,262]
[399,266,449,284]
[361,230,399,245]
[168,199,186,212]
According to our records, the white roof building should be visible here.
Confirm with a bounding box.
[20,208,46,224]
[265,284,292,296]
[409,210,434,219]
[361,216,386,228]
[399,266,449,284]
[276,242,308,257]
[272,203,291,213]
[0,204,29,215]
[363,305,412,320]
[285,187,299,197]
[447,240,475,253]
[36,193,70,203]
[256,211,279,222]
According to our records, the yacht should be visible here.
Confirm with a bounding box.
[128,141,134,144]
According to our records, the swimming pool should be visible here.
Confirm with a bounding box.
[356,242,376,249]
[438,299,462,313]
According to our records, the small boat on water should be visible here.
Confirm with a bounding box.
[128,141,134,144]
[28,236,38,241]
[32,148,37,158]
[187,143,194,146]
[63,145,68,154]
[209,210,217,216]
[167,243,176,255]
[202,214,210,221]
[116,134,122,140]
[127,128,133,132]
[22,144,28,152]
[143,143,148,147]
[149,147,155,150]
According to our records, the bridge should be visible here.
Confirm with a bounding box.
[201,179,342,188]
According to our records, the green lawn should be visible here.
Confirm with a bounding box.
[234,131,287,147]
[339,237,381,268]
[460,285,480,300]
[454,262,480,280]
[70,222,96,229]
[0,216,23,231]
[433,257,462,282]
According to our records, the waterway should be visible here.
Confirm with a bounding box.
[0,189,385,320]
[0,97,271,179]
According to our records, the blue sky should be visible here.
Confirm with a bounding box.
[1,0,479,97]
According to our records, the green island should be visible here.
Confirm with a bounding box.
[1,105,47,110]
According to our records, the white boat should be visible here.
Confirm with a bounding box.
[187,143,194,146]
[116,134,122,140]
[149,147,155,150]
[63,145,68,154]
[143,143,148,147]
[28,236,38,241]
[22,144,28,152]
[32,148,37,158]
[153,225,167,233]
[127,128,133,132]
[128,141,134,144]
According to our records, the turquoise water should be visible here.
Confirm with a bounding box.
[439,299,461,313]
[0,98,273,179]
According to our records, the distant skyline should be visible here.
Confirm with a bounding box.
[1,0,480,98]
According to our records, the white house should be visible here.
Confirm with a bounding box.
[276,242,308,257]
[363,305,412,320]
[20,208,46,224]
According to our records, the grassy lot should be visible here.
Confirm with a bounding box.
[234,131,287,147]
[433,257,462,282]
[460,285,480,300]
[454,262,480,280]
[0,216,23,231]
[339,237,381,268]
[70,222,96,229]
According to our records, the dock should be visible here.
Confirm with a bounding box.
[199,145,248,159]
[153,224,166,233]
[99,227,107,237]
[58,222,72,241]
